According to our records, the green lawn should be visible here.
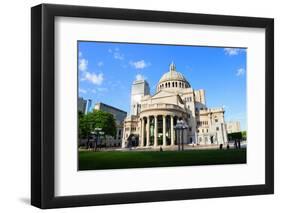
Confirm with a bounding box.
[78,148,246,170]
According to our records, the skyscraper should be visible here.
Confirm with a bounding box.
[78,97,92,114]
[130,79,150,115]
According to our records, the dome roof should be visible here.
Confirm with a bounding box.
[158,62,188,84]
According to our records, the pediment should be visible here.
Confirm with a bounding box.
[151,90,177,99]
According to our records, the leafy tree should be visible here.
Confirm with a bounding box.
[79,110,117,149]
[228,131,247,141]
[87,110,117,137]
[241,131,247,140]
[228,132,242,140]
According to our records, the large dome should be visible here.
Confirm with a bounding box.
[159,70,187,83]
[157,62,190,92]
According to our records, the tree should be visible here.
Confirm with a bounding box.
[79,110,117,149]
[228,131,247,141]
[87,110,117,137]
[228,132,242,141]
[79,113,93,148]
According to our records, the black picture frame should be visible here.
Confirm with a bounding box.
[31,3,274,209]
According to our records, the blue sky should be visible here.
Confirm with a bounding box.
[78,41,247,130]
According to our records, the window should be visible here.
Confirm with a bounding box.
[206,129,208,133]
[172,82,174,87]
[187,114,191,118]
[215,118,218,122]
[202,129,204,133]
[189,127,192,131]
[216,127,219,131]
[189,137,193,143]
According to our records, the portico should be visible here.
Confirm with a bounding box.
[139,106,186,147]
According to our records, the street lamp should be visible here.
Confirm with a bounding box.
[91,128,104,151]
[174,119,188,151]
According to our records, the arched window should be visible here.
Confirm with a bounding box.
[175,82,178,87]
[168,82,170,87]
[172,82,174,87]
[165,83,167,88]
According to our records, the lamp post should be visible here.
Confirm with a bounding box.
[174,119,188,151]
[92,127,103,151]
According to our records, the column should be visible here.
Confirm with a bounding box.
[141,118,145,147]
[154,116,158,147]
[171,115,175,146]
[163,115,166,146]
[146,116,150,146]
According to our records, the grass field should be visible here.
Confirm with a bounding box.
[78,148,246,170]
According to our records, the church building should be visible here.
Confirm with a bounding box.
[122,62,228,149]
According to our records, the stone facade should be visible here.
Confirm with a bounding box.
[226,121,241,133]
[122,62,228,149]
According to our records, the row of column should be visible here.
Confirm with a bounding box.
[140,115,175,147]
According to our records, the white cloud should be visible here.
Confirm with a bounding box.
[135,74,145,81]
[108,47,124,60]
[113,52,124,60]
[224,48,243,56]
[97,61,104,67]
[130,60,150,69]
[236,68,245,76]
[79,88,87,94]
[79,58,88,72]
[84,72,104,85]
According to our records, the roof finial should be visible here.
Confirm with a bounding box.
[169,61,176,72]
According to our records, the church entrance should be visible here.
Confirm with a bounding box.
[127,134,139,147]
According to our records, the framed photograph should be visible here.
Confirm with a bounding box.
[31,4,274,209]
